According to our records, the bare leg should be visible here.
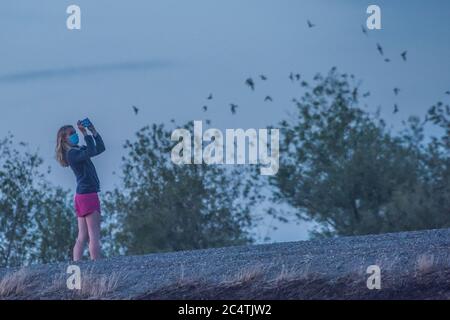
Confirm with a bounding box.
[86,211,102,260]
[73,217,88,261]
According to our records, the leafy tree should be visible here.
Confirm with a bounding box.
[0,135,43,266]
[33,186,77,264]
[103,123,261,256]
[272,69,450,237]
[384,102,450,232]
[0,135,76,267]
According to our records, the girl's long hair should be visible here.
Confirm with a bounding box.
[56,125,73,167]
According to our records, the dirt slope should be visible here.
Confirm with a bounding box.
[1,228,450,299]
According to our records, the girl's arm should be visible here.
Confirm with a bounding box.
[88,125,106,155]
[67,135,97,164]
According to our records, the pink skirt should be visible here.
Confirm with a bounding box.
[74,193,101,218]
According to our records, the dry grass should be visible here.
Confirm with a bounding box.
[141,265,450,300]
[46,267,125,299]
[46,272,67,294]
[168,263,199,288]
[0,268,36,298]
[145,262,313,299]
[79,271,122,299]
[175,263,188,285]
[416,254,435,275]
[222,264,265,286]
[272,264,307,284]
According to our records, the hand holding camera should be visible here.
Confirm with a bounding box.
[79,118,97,136]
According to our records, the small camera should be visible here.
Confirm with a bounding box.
[81,118,92,128]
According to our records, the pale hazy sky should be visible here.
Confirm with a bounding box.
[0,0,449,243]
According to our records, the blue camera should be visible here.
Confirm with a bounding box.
[81,118,92,128]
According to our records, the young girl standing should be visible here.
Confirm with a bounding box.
[56,120,105,261]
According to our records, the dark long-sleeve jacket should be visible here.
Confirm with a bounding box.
[66,133,106,194]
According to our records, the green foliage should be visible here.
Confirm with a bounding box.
[273,69,450,237]
[33,187,77,264]
[103,123,261,256]
[0,135,76,267]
